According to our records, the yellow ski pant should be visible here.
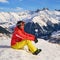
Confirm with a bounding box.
[11,40,37,53]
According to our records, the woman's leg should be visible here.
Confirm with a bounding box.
[11,40,26,49]
[11,40,41,55]
[26,40,37,53]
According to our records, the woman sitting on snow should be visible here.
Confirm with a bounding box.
[11,21,41,55]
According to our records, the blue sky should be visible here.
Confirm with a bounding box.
[0,0,60,12]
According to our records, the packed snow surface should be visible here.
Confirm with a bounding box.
[0,36,60,60]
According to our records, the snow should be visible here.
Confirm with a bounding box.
[51,31,60,39]
[32,16,47,26]
[0,35,60,60]
[0,10,60,60]
[0,10,60,28]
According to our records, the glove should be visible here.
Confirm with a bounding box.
[34,37,38,43]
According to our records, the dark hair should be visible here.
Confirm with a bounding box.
[16,21,25,28]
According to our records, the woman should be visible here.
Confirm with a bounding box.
[11,21,41,55]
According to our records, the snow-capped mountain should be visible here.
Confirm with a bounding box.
[0,10,60,27]
[0,10,60,40]
[0,11,31,27]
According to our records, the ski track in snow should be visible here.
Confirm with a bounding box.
[0,36,60,60]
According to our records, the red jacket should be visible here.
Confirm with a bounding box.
[11,27,35,46]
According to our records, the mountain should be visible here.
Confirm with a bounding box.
[0,10,60,42]
[24,10,60,40]
[0,26,10,34]
[0,10,60,26]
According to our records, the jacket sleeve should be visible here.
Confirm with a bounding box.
[24,32,35,41]
[17,30,35,41]
[17,30,27,40]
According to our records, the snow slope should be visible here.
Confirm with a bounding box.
[0,35,60,60]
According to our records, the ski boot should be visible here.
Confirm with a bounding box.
[33,49,42,55]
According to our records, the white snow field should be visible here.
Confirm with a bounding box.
[0,35,60,60]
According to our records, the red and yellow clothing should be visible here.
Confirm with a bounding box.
[11,27,35,46]
[11,27,37,53]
